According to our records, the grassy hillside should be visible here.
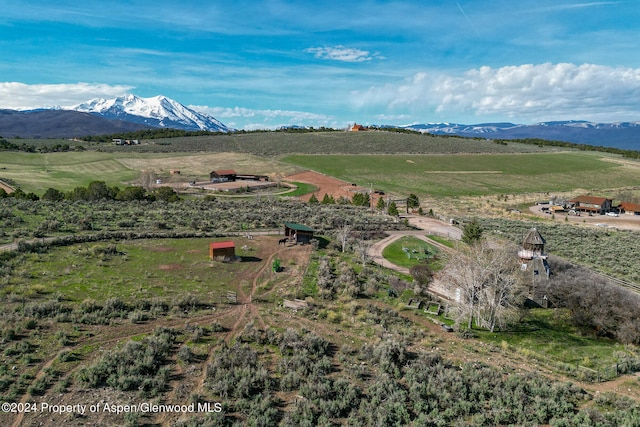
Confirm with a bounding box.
[0,151,300,194]
[4,131,640,198]
[282,152,640,197]
[92,130,563,155]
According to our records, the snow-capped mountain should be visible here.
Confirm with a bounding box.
[402,121,640,149]
[404,122,521,135]
[70,94,232,132]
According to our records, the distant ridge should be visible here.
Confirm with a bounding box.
[401,121,640,150]
[0,109,150,139]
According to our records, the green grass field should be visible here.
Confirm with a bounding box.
[4,133,640,198]
[382,236,441,269]
[0,151,300,194]
[3,238,259,302]
[282,152,640,197]
[476,308,632,375]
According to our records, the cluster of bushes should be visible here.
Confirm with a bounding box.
[192,325,640,426]
[9,294,206,326]
[43,181,179,202]
[0,181,179,203]
[540,257,640,344]
[314,256,403,301]
[0,196,404,245]
[75,327,176,396]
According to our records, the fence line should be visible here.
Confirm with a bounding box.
[591,270,640,294]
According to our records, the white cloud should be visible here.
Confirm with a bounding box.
[352,63,640,122]
[305,45,381,62]
[0,82,133,110]
[191,105,341,130]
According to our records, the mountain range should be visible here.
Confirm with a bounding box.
[0,94,232,138]
[71,94,231,133]
[1,93,639,150]
[402,121,640,150]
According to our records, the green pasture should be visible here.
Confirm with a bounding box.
[2,238,260,303]
[382,236,441,269]
[0,152,140,193]
[282,152,640,197]
[476,308,634,374]
[283,181,318,197]
[0,151,299,194]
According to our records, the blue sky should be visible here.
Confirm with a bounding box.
[1,0,639,129]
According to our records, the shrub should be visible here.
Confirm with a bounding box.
[75,328,177,396]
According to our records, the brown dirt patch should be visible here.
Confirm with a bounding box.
[158,263,183,271]
[285,170,385,205]
[0,180,14,194]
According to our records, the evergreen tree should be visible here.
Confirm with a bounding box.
[388,201,399,216]
[462,219,483,244]
[321,193,335,204]
[407,193,420,210]
[308,194,319,204]
[42,187,65,201]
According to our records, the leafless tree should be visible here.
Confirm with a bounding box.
[539,257,640,344]
[353,237,372,266]
[441,240,526,332]
[335,224,352,253]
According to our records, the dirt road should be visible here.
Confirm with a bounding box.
[528,204,640,231]
[367,215,462,299]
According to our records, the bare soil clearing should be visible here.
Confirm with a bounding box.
[0,180,14,194]
[285,170,385,205]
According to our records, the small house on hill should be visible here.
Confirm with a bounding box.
[284,222,314,244]
[209,170,237,182]
[209,241,235,260]
[569,195,612,214]
[351,123,367,132]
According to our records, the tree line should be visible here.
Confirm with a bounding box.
[0,181,179,203]
[0,137,84,153]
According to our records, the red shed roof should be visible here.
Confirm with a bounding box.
[620,202,640,212]
[209,241,235,250]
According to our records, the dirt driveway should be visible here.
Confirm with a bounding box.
[367,215,462,299]
[528,204,640,231]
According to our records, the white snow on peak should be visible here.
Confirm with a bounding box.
[70,94,231,132]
